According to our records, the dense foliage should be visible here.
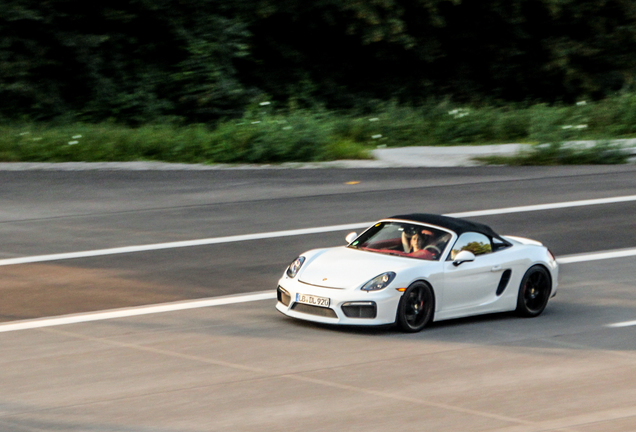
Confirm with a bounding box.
[2,0,636,123]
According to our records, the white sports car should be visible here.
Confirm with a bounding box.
[276,214,558,332]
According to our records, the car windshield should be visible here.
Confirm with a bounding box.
[348,221,452,261]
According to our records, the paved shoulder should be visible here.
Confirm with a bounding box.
[371,144,526,167]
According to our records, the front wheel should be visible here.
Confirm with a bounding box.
[516,265,551,317]
[396,282,435,332]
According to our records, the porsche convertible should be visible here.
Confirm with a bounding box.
[276,214,558,332]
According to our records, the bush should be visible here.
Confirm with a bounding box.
[476,141,629,165]
[0,111,371,164]
[205,109,370,163]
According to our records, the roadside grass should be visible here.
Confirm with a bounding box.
[0,118,371,164]
[475,141,630,165]
[3,94,636,164]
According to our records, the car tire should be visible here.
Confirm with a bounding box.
[515,265,551,317]
[396,281,435,332]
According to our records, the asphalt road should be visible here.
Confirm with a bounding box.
[1,165,635,431]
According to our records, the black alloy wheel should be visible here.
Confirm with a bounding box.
[516,265,551,317]
[396,282,434,332]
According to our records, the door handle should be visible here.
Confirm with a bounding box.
[491,265,502,272]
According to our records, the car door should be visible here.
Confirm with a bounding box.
[442,232,503,313]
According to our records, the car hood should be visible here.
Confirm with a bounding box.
[299,247,421,289]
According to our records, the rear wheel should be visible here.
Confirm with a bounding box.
[516,265,551,317]
[396,282,434,332]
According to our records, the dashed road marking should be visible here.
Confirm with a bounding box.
[0,291,276,333]
[556,247,636,264]
[606,320,636,328]
[1,194,635,267]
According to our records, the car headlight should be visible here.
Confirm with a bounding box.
[286,256,306,278]
[361,272,396,292]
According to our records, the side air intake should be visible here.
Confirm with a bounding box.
[496,270,512,296]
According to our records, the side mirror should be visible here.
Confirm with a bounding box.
[345,232,358,244]
[453,250,476,266]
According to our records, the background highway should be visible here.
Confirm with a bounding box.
[1,165,636,431]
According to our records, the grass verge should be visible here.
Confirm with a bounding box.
[3,94,636,164]
[475,141,631,165]
[0,118,371,164]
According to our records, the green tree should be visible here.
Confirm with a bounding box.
[0,0,252,123]
[2,0,636,122]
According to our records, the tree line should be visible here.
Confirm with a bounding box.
[2,0,636,124]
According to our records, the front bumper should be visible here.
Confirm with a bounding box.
[275,277,402,326]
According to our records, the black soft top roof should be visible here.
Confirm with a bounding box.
[387,213,504,240]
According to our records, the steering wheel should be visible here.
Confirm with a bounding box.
[424,245,441,258]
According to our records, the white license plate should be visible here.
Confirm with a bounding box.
[296,293,330,308]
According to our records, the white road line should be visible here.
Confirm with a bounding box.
[556,247,636,264]
[446,194,636,218]
[2,194,636,267]
[0,291,276,333]
[0,222,370,267]
[607,320,636,328]
[0,247,634,334]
